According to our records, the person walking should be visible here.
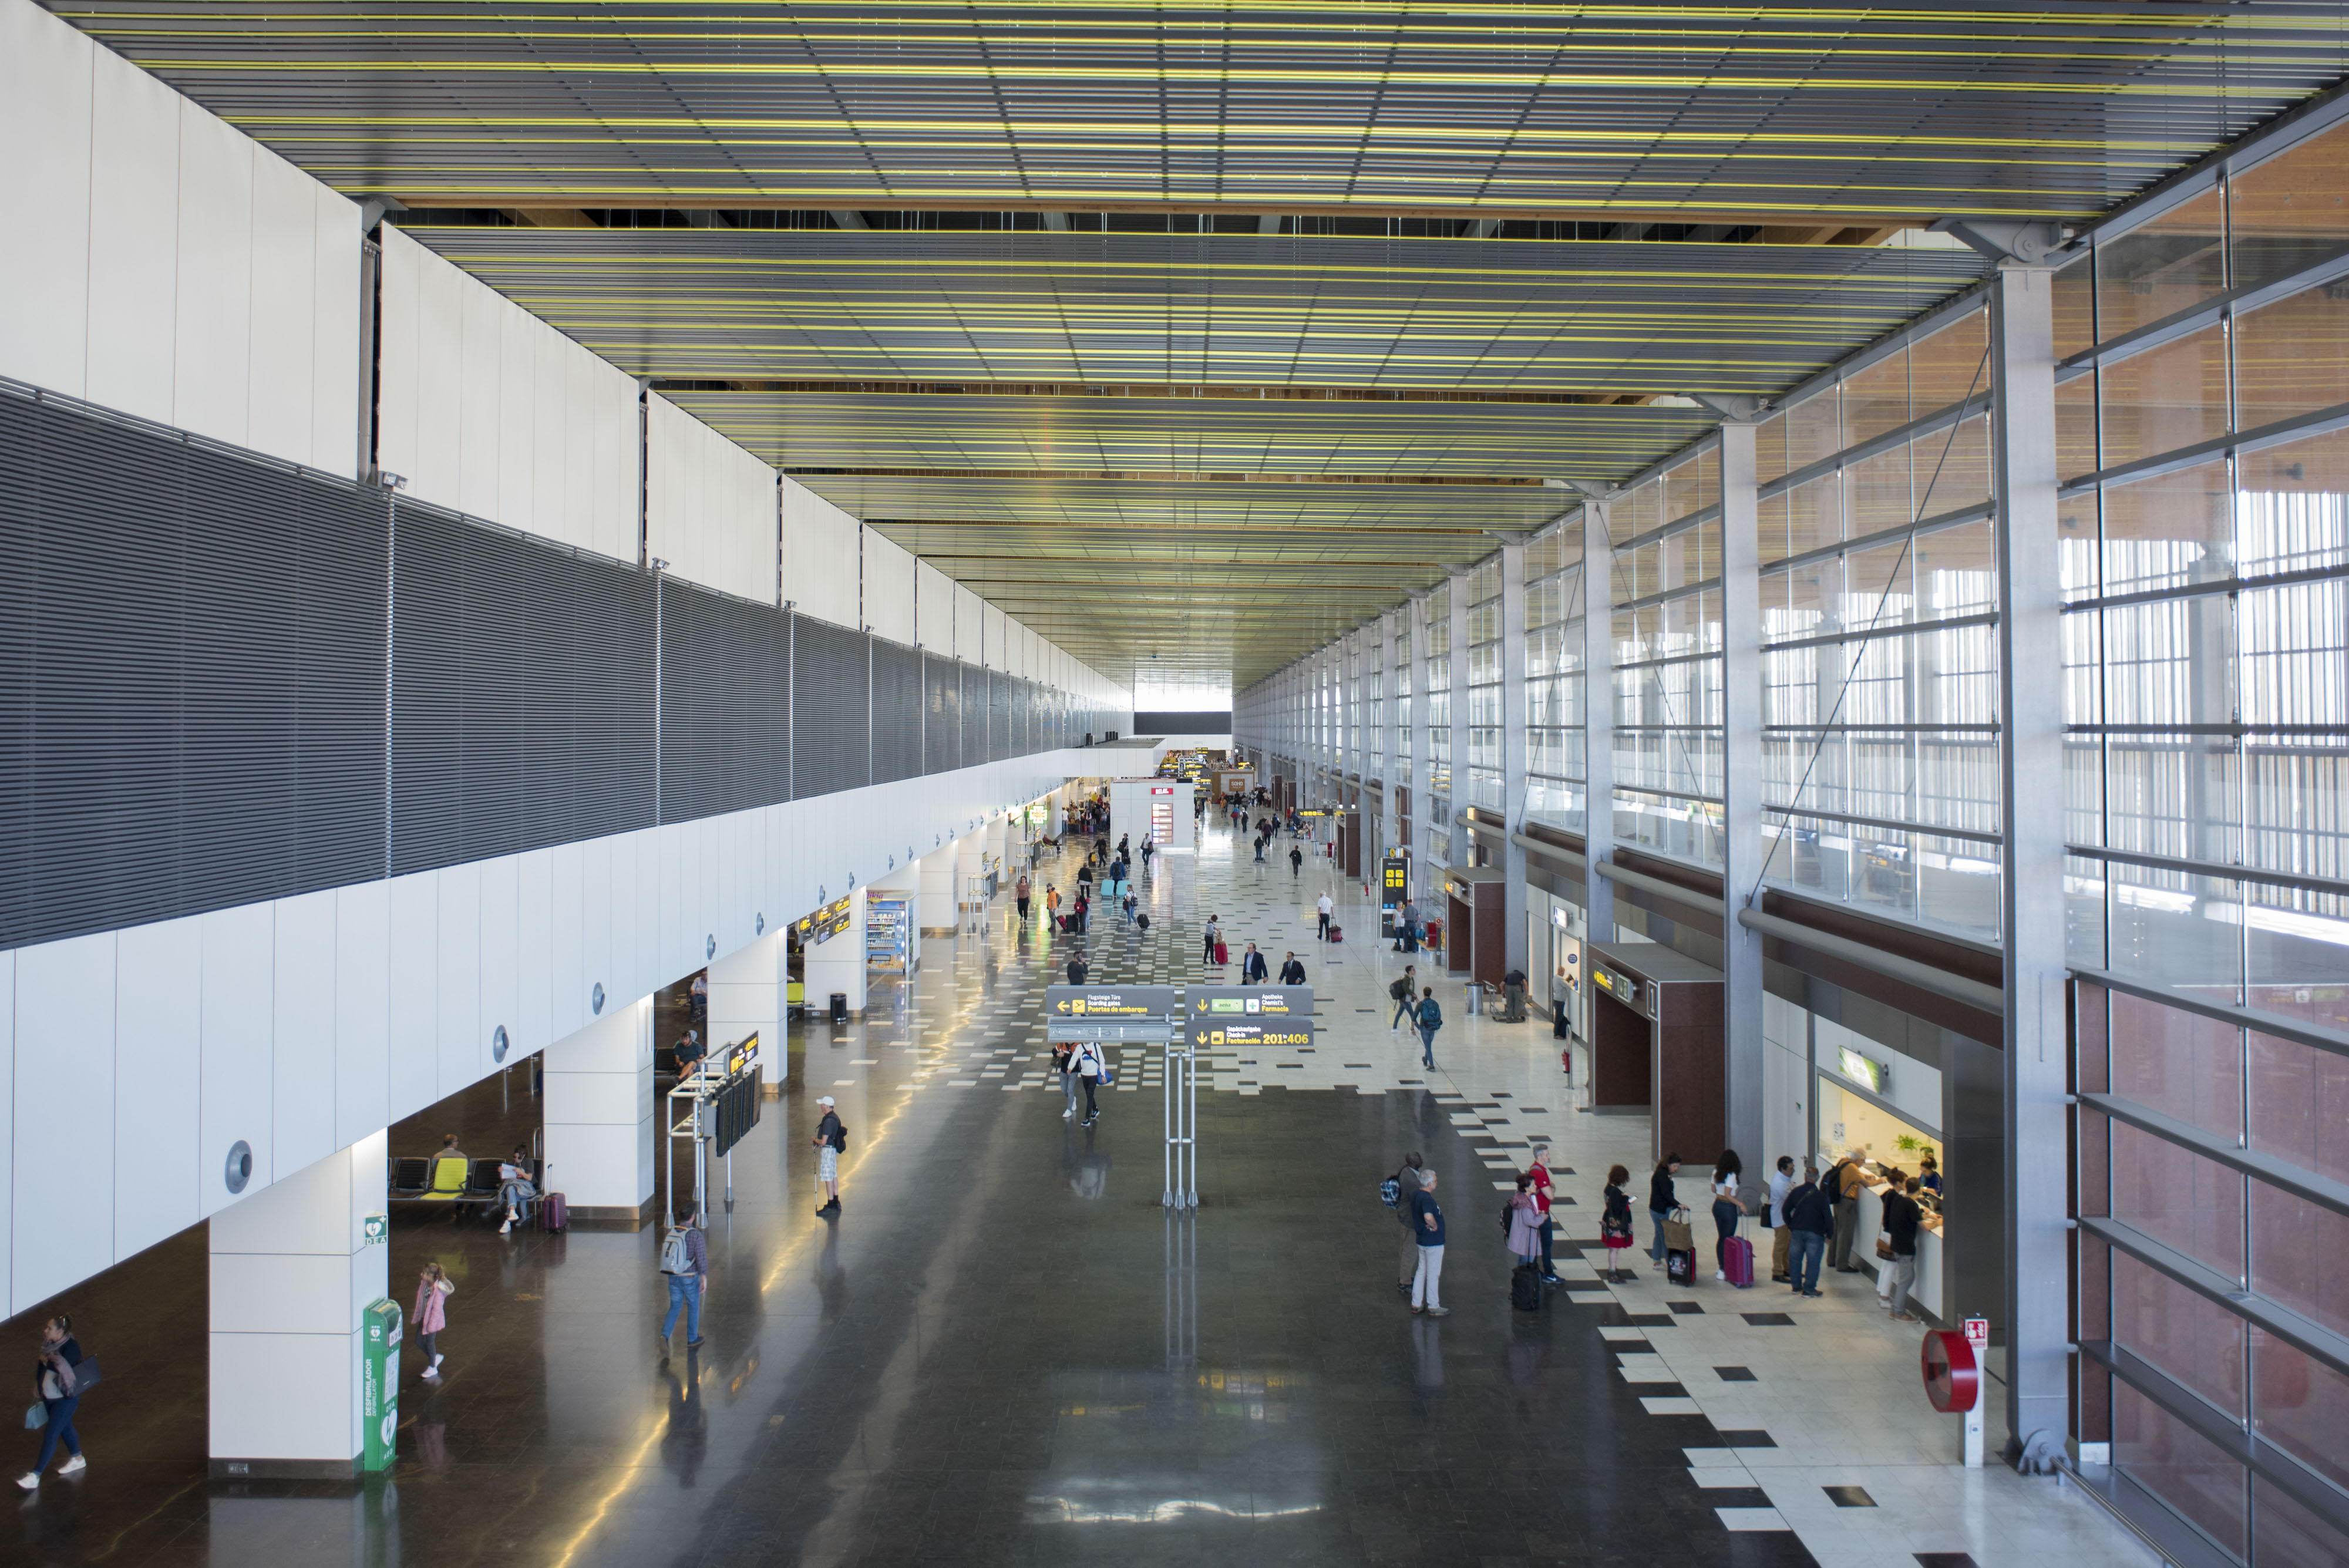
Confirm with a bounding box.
[1783,1163,1833,1297]
[1073,1039,1105,1126]
[1288,844,1304,878]
[1059,1042,1083,1121]
[1316,890,1334,941]
[1073,890,1090,934]
[1389,965,1418,1030]
[1408,1170,1448,1317]
[658,1203,710,1350]
[1241,942,1269,982]
[813,1096,846,1216]
[1767,1155,1795,1283]
[1016,872,1032,920]
[1710,1150,1749,1281]
[413,1261,454,1381]
[1391,1152,1426,1296]
[16,1316,88,1489]
[1647,1155,1683,1273]
[1122,889,1138,925]
[1528,1145,1562,1284]
[1506,1173,1544,1271]
[1253,835,1267,863]
[497,1146,538,1234]
[1204,915,1225,966]
[1278,952,1306,985]
[1883,1177,1925,1321]
[1599,1165,1637,1281]
[1140,840,1155,876]
[1066,949,1089,985]
[1414,987,1443,1068]
[1045,883,1062,930]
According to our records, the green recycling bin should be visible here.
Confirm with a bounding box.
[361,1298,402,1472]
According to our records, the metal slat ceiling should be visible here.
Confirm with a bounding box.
[48,0,2349,685]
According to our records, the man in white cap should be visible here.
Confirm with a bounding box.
[812,1096,846,1216]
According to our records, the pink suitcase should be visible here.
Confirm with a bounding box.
[1723,1233,1755,1288]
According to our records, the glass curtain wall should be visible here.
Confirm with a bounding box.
[1426,593,1452,837]
[2067,112,2349,1568]
[1611,445,1724,864]
[1526,520,1585,833]
[1755,302,2004,938]
[1466,559,1505,812]
[1365,635,1384,785]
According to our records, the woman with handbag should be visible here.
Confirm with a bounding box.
[18,1315,88,1489]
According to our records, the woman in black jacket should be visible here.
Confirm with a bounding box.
[1647,1154,1683,1271]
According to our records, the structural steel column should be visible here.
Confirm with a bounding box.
[1717,424,1767,1180]
[1499,541,1531,971]
[1580,501,1616,945]
[1408,593,1431,875]
[1381,608,1402,872]
[1991,260,2068,1465]
[1447,570,1471,867]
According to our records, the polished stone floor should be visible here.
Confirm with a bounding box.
[4,823,2154,1567]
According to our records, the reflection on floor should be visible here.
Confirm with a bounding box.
[3,823,2153,1566]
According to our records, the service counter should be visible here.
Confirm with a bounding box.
[1840,1167,1946,1321]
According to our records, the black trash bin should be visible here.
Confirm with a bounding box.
[829,992,849,1024]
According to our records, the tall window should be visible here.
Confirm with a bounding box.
[2068,112,2349,1568]
[1425,594,1452,833]
[1756,303,2001,937]
[1465,559,1505,812]
[1611,446,1724,865]
[1525,523,1584,832]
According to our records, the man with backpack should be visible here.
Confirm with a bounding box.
[813,1096,846,1216]
[658,1203,709,1351]
[1414,987,1443,1069]
[1386,1152,1426,1297]
[1389,965,1418,1031]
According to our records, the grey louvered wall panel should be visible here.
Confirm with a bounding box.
[1010,678,1030,756]
[791,615,870,800]
[391,502,657,873]
[923,654,960,773]
[0,390,388,950]
[869,637,923,785]
[989,671,1011,763]
[659,579,789,824]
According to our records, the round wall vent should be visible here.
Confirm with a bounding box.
[224,1140,254,1194]
[591,982,607,1015]
[492,1024,510,1063]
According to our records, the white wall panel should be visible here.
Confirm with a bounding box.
[82,44,181,426]
[647,393,779,603]
[309,183,362,478]
[170,104,255,452]
[593,359,635,562]
[531,329,568,547]
[198,903,275,1219]
[457,274,503,517]
[916,560,955,652]
[385,871,438,1124]
[496,301,536,533]
[332,881,390,1147]
[13,934,113,1313]
[983,601,1008,669]
[515,847,554,1059]
[781,477,861,628]
[548,842,585,1042]
[0,0,95,398]
[434,863,482,1101]
[270,890,338,1179]
[115,917,199,1260]
[606,829,642,1009]
[954,584,985,661]
[580,836,613,1027]
[244,147,319,469]
[863,529,916,642]
[478,855,520,1082]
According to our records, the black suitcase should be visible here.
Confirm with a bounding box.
[1511,1261,1545,1312]
[1666,1247,1697,1287]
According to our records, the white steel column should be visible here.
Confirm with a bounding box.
[1407,593,1431,874]
[803,886,871,1015]
[706,928,785,1071]
[1580,501,1617,945]
[1447,570,1471,867]
[1381,608,1402,871]
[1717,423,1767,1177]
[208,1132,389,1478]
[1499,542,1531,971]
[1991,258,2068,1465]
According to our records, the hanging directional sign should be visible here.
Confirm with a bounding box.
[1046,985,1180,1019]
[1189,985,1315,1018]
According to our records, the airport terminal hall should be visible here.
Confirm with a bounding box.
[9,2,2349,1566]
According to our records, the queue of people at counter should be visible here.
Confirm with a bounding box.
[1640,1145,1940,1321]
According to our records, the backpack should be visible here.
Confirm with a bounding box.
[1825,1159,1852,1202]
[1419,998,1442,1027]
[831,1119,849,1153]
[1379,1174,1402,1208]
[659,1226,694,1274]
[1389,977,1410,1001]
[1500,1198,1517,1236]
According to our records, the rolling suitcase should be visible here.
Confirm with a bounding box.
[1327,924,1342,944]
[1666,1247,1697,1286]
[1723,1232,1755,1288]
[1511,1261,1546,1312]
[1214,938,1229,964]
[540,1191,567,1233]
